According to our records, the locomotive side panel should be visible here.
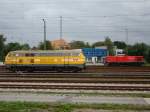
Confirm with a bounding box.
[5,50,86,72]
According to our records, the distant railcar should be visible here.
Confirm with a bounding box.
[5,50,86,72]
[104,56,144,66]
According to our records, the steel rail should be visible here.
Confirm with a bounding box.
[0,84,149,91]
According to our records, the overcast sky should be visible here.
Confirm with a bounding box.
[0,0,150,46]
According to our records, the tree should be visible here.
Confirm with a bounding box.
[0,34,6,61]
[104,37,114,55]
[38,40,53,50]
[128,43,148,56]
[21,44,30,50]
[92,37,114,55]
[85,42,91,48]
[146,49,150,63]
[70,41,87,49]
[127,43,150,63]
[113,41,127,49]
[5,43,21,52]
[4,42,30,57]
[32,46,38,50]
[92,41,105,47]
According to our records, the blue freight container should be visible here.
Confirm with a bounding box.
[82,48,107,58]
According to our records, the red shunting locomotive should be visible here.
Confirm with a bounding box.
[104,56,144,66]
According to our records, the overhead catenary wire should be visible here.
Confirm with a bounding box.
[1,0,149,4]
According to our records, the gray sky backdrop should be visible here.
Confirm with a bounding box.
[0,0,150,46]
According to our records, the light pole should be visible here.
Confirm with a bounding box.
[125,28,128,55]
[42,19,46,50]
[60,16,62,39]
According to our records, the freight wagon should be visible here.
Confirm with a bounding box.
[104,56,144,66]
[5,50,86,72]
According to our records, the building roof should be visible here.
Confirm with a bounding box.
[51,38,70,49]
[11,49,82,54]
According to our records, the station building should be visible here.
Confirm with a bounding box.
[82,47,108,64]
[51,38,70,50]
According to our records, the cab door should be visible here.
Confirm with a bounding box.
[25,53,35,71]
[24,53,35,65]
[64,53,69,67]
[29,53,35,65]
[13,53,18,65]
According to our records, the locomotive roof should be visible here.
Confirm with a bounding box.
[11,49,82,54]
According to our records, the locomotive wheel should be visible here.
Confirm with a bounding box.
[57,68,63,72]
[26,67,34,73]
[10,66,17,72]
[72,67,80,73]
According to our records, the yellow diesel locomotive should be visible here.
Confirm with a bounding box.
[5,50,86,72]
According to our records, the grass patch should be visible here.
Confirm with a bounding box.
[56,103,150,111]
[55,104,73,112]
[69,103,150,110]
[0,101,49,112]
[0,102,150,112]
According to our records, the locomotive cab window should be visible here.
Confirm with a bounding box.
[7,53,12,57]
[25,53,35,57]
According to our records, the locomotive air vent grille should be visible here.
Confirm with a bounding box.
[19,59,23,63]
[30,59,34,63]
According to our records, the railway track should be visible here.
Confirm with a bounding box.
[0,83,150,91]
[85,66,150,72]
[0,71,150,84]
[0,78,149,84]
[0,65,6,71]
[0,72,150,77]
[0,72,150,84]
[1,65,150,73]
[0,65,150,91]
